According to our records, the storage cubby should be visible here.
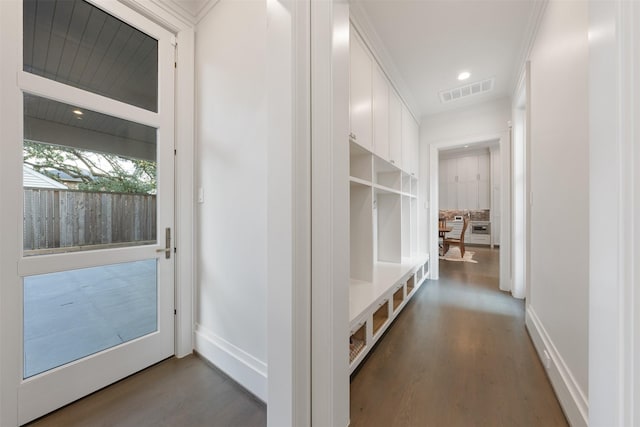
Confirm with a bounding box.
[402,172,411,194]
[393,286,404,311]
[349,323,367,364]
[401,196,411,258]
[374,156,401,192]
[410,198,418,256]
[372,300,390,336]
[351,182,374,281]
[415,268,422,284]
[377,191,401,263]
[406,274,415,295]
[350,141,373,182]
[411,176,419,197]
[422,260,429,278]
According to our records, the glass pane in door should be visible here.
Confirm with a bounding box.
[23,259,157,378]
[23,93,157,256]
[23,0,158,111]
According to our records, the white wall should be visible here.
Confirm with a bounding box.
[421,97,510,283]
[194,0,268,400]
[421,97,511,145]
[588,1,640,425]
[525,1,589,425]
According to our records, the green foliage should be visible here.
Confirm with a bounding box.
[23,141,156,194]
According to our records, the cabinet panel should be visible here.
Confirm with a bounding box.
[401,104,413,174]
[445,182,458,209]
[349,34,372,151]
[444,158,458,183]
[478,153,490,181]
[457,156,477,182]
[478,180,490,209]
[412,119,419,177]
[458,181,478,209]
[372,65,389,161]
[388,89,402,168]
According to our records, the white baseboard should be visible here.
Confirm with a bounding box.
[194,323,268,402]
[526,307,588,427]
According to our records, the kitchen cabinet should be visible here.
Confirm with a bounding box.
[388,88,402,168]
[372,64,389,161]
[439,152,490,209]
[349,32,372,151]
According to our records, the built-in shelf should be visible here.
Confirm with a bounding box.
[406,274,415,295]
[350,176,373,187]
[348,24,423,374]
[349,322,367,364]
[350,141,373,182]
[372,300,389,336]
[393,286,403,311]
[373,183,403,196]
[349,255,429,323]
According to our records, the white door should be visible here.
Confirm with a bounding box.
[349,31,372,151]
[5,0,176,423]
[388,89,403,168]
[372,64,389,161]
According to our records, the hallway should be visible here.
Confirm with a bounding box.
[350,248,568,426]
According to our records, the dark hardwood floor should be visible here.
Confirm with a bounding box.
[26,355,266,427]
[29,247,566,427]
[350,247,568,427]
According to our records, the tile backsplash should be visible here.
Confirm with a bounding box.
[439,209,490,221]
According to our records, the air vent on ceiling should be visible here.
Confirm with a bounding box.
[439,78,495,103]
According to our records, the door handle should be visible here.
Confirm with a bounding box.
[155,227,171,259]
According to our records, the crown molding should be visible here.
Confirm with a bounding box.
[510,0,549,97]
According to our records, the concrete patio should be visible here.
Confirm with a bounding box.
[23,260,157,378]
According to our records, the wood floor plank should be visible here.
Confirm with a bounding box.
[350,247,569,427]
[26,355,266,427]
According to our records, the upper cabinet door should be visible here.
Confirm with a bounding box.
[372,64,389,161]
[411,117,420,177]
[478,153,490,181]
[349,33,373,151]
[388,89,402,168]
[401,105,419,175]
[457,156,477,182]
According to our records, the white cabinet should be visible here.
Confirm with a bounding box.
[439,152,491,209]
[372,64,389,161]
[349,33,372,151]
[478,153,490,209]
[401,104,419,177]
[388,89,402,168]
[457,156,476,183]
[348,25,428,374]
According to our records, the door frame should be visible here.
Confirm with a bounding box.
[428,132,511,292]
[0,0,195,425]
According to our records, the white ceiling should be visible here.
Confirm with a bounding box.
[163,0,540,118]
[351,0,542,118]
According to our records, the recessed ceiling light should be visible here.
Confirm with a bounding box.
[464,145,469,148]
[73,109,83,115]
[458,71,471,81]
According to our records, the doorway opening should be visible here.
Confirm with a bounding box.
[437,140,501,273]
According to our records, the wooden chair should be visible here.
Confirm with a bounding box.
[443,217,469,258]
[438,217,447,255]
